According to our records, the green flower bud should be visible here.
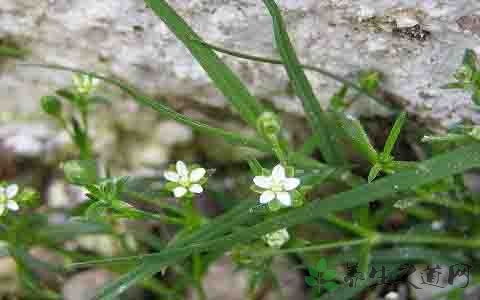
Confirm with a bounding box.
[63,160,99,185]
[454,65,473,83]
[40,95,62,116]
[17,188,39,206]
[472,88,480,106]
[256,112,281,137]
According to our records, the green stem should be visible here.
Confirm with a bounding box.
[378,233,480,248]
[419,196,480,215]
[253,233,480,258]
[252,238,369,256]
[194,39,395,110]
[323,214,373,237]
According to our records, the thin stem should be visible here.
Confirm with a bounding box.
[252,238,369,256]
[323,214,374,238]
[252,233,480,258]
[378,234,480,249]
[132,209,186,225]
[195,40,395,110]
[419,196,480,215]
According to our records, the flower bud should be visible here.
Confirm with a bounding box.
[257,112,281,137]
[63,160,99,185]
[40,95,62,116]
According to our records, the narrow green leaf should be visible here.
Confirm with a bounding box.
[0,46,28,58]
[441,82,466,90]
[323,281,339,292]
[368,163,383,183]
[473,88,480,106]
[262,0,346,165]
[334,112,378,163]
[322,270,337,281]
[144,0,263,127]
[329,85,349,111]
[304,276,318,287]
[316,258,327,272]
[383,111,407,156]
[308,266,319,278]
[94,260,160,300]
[463,49,478,72]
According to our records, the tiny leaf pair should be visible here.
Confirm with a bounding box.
[304,258,339,292]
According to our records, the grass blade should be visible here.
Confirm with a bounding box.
[0,46,28,58]
[383,111,407,156]
[144,0,263,127]
[335,112,378,164]
[262,0,346,165]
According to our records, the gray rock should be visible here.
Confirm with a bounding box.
[62,269,114,300]
[189,255,305,300]
[0,122,69,160]
[1,0,479,132]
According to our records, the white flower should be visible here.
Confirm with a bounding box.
[73,74,100,94]
[262,228,290,248]
[0,184,20,215]
[253,164,300,207]
[385,291,399,300]
[164,161,206,198]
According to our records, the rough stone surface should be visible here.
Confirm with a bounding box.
[1,0,480,131]
[189,255,305,300]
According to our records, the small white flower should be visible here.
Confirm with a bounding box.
[262,228,290,248]
[253,164,300,207]
[385,291,399,300]
[73,74,100,94]
[164,161,206,198]
[0,184,20,215]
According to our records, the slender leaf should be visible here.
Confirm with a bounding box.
[463,49,478,72]
[334,112,378,163]
[262,0,346,165]
[383,111,407,155]
[0,46,28,58]
[94,260,160,300]
[144,0,263,127]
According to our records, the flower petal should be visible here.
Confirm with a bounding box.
[190,168,206,182]
[164,171,180,182]
[6,200,19,211]
[253,176,273,189]
[173,186,187,198]
[0,187,4,194]
[189,184,203,194]
[283,178,300,191]
[276,192,292,206]
[259,190,275,204]
[0,205,5,216]
[176,161,188,177]
[6,184,18,199]
[272,164,286,181]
